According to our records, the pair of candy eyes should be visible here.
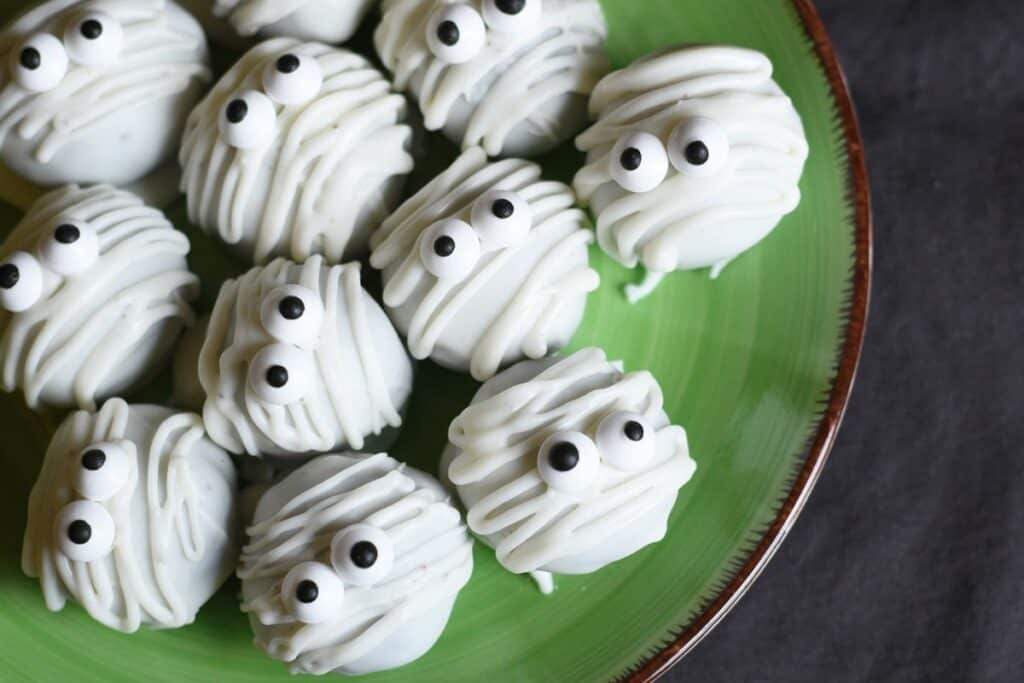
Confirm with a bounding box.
[10,13,125,93]
[0,220,100,313]
[610,118,732,194]
[247,285,326,406]
[419,189,533,281]
[218,53,324,150]
[536,412,659,494]
[52,442,133,563]
[426,0,542,65]
[282,524,395,624]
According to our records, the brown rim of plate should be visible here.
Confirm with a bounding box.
[622,0,874,681]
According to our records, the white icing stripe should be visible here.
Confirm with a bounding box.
[449,348,695,573]
[238,454,473,675]
[0,185,197,409]
[0,0,210,162]
[180,39,413,264]
[375,0,607,155]
[213,0,309,34]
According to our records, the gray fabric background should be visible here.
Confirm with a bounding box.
[666,1,1024,680]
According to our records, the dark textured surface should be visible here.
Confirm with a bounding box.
[669,1,1024,681]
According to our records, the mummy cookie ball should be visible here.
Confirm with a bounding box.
[0,184,198,410]
[22,399,239,633]
[574,45,810,302]
[239,453,473,675]
[370,146,599,381]
[180,38,414,265]
[212,0,378,44]
[375,0,609,157]
[0,0,210,204]
[196,256,413,459]
[444,347,695,592]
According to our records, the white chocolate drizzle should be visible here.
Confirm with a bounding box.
[213,0,310,35]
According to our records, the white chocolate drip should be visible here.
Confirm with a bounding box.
[199,256,411,457]
[238,453,473,675]
[574,46,809,296]
[375,0,608,155]
[180,38,413,264]
[0,184,198,409]
[0,0,210,163]
[21,399,238,632]
[449,348,695,574]
[370,147,599,381]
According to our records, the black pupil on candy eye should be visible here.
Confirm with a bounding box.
[621,147,643,172]
[277,54,300,74]
[434,236,456,257]
[350,541,378,569]
[685,140,710,166]
[492,199,514,219]
[437,20,460,46]
[55,224,80,244]
[296,580,319,604]
[82,449,106,471]
[266,365,289,388]
[0,264,18,290]
[549,442,580,472]
[624,421,644,442]
[279,296,305,320]
[20,47,41,70]
[226,99,248,124]
[68,520,92,545]
[496,0,527,14]
[81,19,103,39]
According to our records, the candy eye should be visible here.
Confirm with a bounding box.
[63,12,123,67]
[248,343,315,405]
[668,117,731,177]
[609,132,669,193]
[219,90,277,150]
[537,431,600,494]
[10,33,68,93]
[0,251,43,313]
[330,524,395,587]
[595,412,658,471]
[54,500,115,563]
[259,285,325,350]
[37,219,100,276]
[426,4,486,64]
[470,190,532,250]
[281,561,345,624]
[262,52,323,106]
[482,0,542,33]
[73,442,131,502]
[419,219,481,281]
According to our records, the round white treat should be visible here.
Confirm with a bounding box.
[0,0,210,191]
[212,0,378,44]
[573,45,810,302]
[370,147,599,381]
[198,256,413,459]
[444,347,695,588]
[0,184,198,410]
[180,39,414,265]
[239,453,473,675]
[375,0,609,158]
[21,398,239,633]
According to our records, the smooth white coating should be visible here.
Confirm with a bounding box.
[239,453,473,675]
[197,256,413,459]
[180,38,414,265]
[370,146,599,381]
[0,0,210,189]
[446,348,696,583]
[375,0,609,157]
[22,399,239,633]
[0,184,198,410]
[213,0,378,44]
[574,45,810,301]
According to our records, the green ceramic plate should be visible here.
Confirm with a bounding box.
[0,0,871,681]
